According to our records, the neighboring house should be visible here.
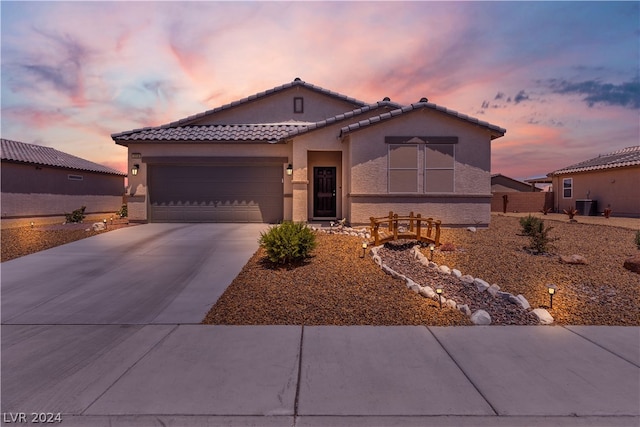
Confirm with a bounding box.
[1,138,126,218]
[550,146,640,217]
[491,174,540,192]
[490,173,551,213]
[112,78,506,226]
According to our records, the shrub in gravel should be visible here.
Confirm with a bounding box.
[64,206,86,223]
[519,214,543,236]
[116,204,128,218]
[259,221,317,265]
[527,220,558,254]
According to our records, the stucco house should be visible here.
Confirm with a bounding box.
[1,138,126,218]
[550,145,640,218]
[113,79,505,226]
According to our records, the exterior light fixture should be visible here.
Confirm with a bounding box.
[131,164,140,176]
[30,221,34,228]
[547,284,557,309]
[110,216,114,225]
[361,242,368,258]
[436,286,443,309]
[103,219,107,229]
[428,243,436,261]
[286,164,293,176]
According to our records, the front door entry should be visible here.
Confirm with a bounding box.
[313,167,336,217]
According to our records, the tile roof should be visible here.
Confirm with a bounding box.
[275,100,403,141]
[1,138,126,176]
[339,102,506,139]
[552,145,640,175]
[151,78,368,129]
[113,123,311,144]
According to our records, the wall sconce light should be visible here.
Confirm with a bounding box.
[428,243,436,261]
[361,242,368,258]
[436,286,443,308]
[286,164,293,176]
[547,284,557,309]
[131,164,140,176]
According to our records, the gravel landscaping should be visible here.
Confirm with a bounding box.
[2,214,638,326]
[204,215,640,326]
[1,218,133,262]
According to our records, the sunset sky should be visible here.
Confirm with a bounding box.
[1,1,638,181]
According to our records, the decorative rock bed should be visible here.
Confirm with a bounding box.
[371,241,553,325]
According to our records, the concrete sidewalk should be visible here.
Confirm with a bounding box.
[2,325,638,426]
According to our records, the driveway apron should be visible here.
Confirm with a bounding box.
[1,223,266,325]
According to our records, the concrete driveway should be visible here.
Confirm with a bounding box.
[1,223,266,324]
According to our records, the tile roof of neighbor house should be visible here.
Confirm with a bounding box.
[551,145,640,175]
[0,138,126,176]
[339,102,507,139]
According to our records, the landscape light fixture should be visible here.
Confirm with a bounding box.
[131,164,140,176]
[103,219,107,229]
[286,164,293,176]
[30,221,34,228]
[428,243,436,261]
[361,242,368,258]
[436,286,443,309]
[547,284,557,309]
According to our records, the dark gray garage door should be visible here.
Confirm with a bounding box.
[149,164,283,223]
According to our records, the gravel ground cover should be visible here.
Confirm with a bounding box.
[205,215,639,326]
[1,220,132,262]
[2,214,637,325]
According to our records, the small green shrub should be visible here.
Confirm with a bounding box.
[116,204,128,218]
[519,214,543,236]
[259,221,317,265]
[527,220,559,254]
[65,206,86,223]
[634,230,640,250]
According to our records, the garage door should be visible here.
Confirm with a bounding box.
[148,163,283,223]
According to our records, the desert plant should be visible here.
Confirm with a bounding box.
[116,204,128,218]
[539,206,552,215]
[527,220,559,254]
[563,206,578,220]
[519,214,543,236]
[635,230,640,250]
[603,207,613,218]
[65,206,86,223]
[259,221,317,265]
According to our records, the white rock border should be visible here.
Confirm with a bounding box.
[370,244,553,325]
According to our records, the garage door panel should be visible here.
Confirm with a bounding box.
[149,164,283,223]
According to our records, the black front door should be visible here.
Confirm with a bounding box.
[313,167,336,217]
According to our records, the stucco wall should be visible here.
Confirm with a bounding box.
[346,109,493,225]
[1,162,124,218]
[349,196,491,226]
[1,162,123,195]
[552,166,640,217]
[1,193,123,218]
[187,86,363,125]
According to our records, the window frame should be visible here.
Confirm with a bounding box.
[424,143,455,193]
[293,97,304,114]
[562,177,573,199]
[388,144,419,193]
